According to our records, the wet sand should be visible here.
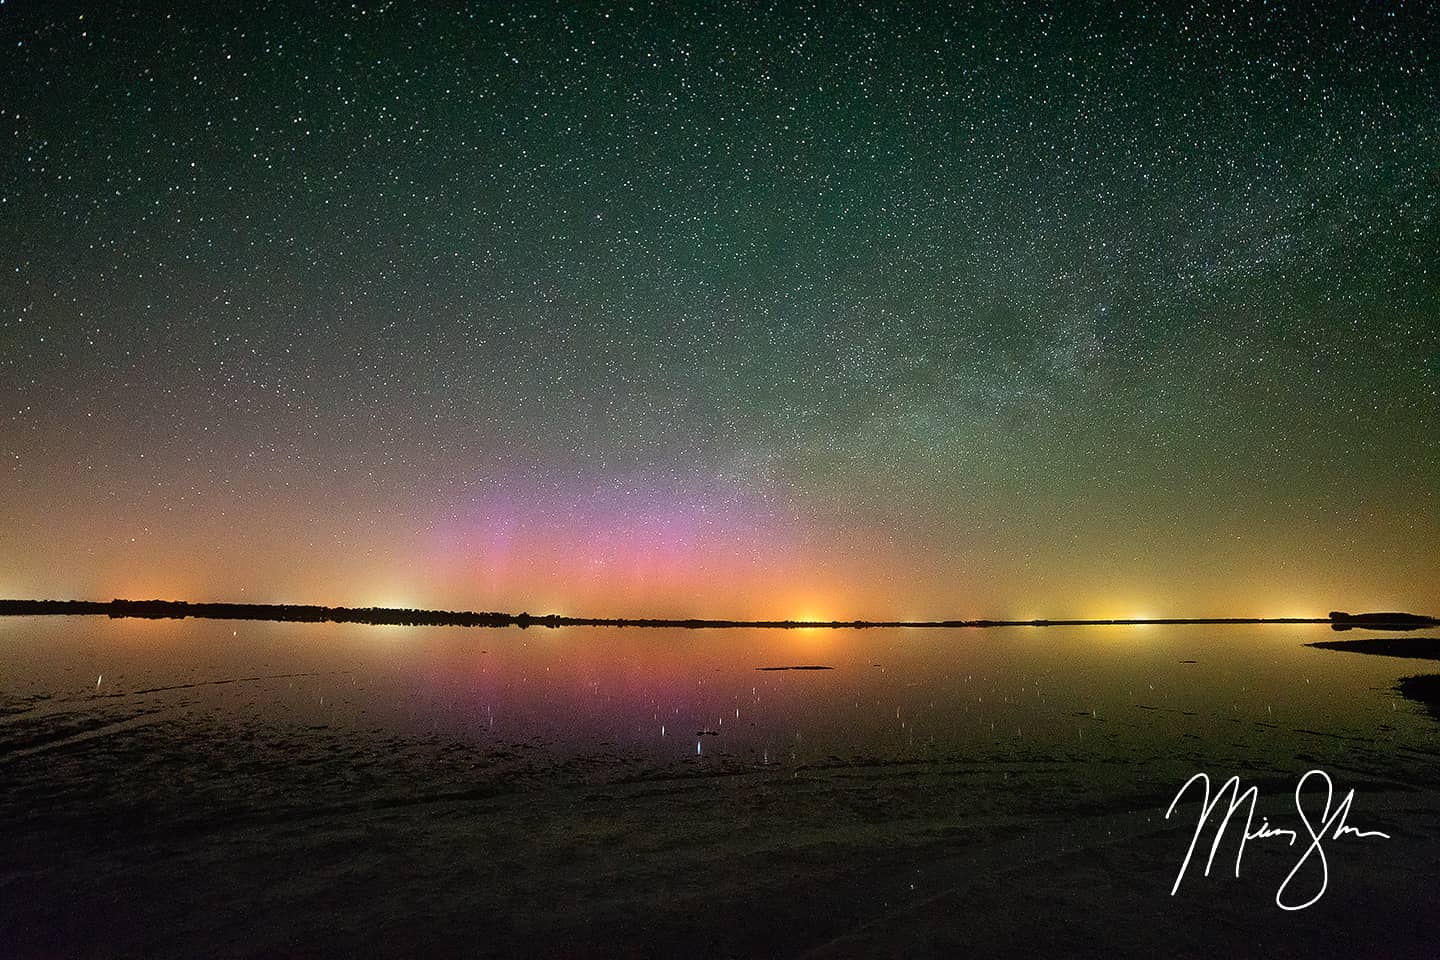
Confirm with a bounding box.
[6,738,1438,958]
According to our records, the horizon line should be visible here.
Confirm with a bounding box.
[2,598,1435,630]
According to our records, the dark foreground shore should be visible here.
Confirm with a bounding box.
[5,730,1438,959]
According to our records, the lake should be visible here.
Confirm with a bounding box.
[3,617,1438,957]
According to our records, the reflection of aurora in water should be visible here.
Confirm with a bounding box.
[5,617,1440,956]
[4,617,1437,771]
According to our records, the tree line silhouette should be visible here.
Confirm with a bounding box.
[11,598,1433,630]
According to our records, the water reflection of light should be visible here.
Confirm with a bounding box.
[787,616,832,647]
[367,623,415,638]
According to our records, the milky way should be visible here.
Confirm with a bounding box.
[2,1,1436,617]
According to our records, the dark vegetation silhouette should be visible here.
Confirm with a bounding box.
[2,600,1432,630]
[1396,675,1440,721]
[1306,637,1440,660]
[1328,610,1439,631]
[0,598,1374,629]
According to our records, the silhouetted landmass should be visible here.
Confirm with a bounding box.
[0,599,112,616]
[1396,675,1440,722]
[0,598,1339,629]
[755,665,834,671]
[1329,610,1440,631]
[0,598,522,627]
[0,598,1431,631]
[1307,637,1440,661]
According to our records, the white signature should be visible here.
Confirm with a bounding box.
[1165,769,1391,910]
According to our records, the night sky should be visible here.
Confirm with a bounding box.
[2,1,1436,619]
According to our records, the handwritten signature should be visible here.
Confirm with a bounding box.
[1165,769,1391,910]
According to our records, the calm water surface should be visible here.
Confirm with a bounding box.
[3,617,1438,957]
[3,618,1433,770]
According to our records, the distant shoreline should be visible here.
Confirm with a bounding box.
[3,598,1433,630]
